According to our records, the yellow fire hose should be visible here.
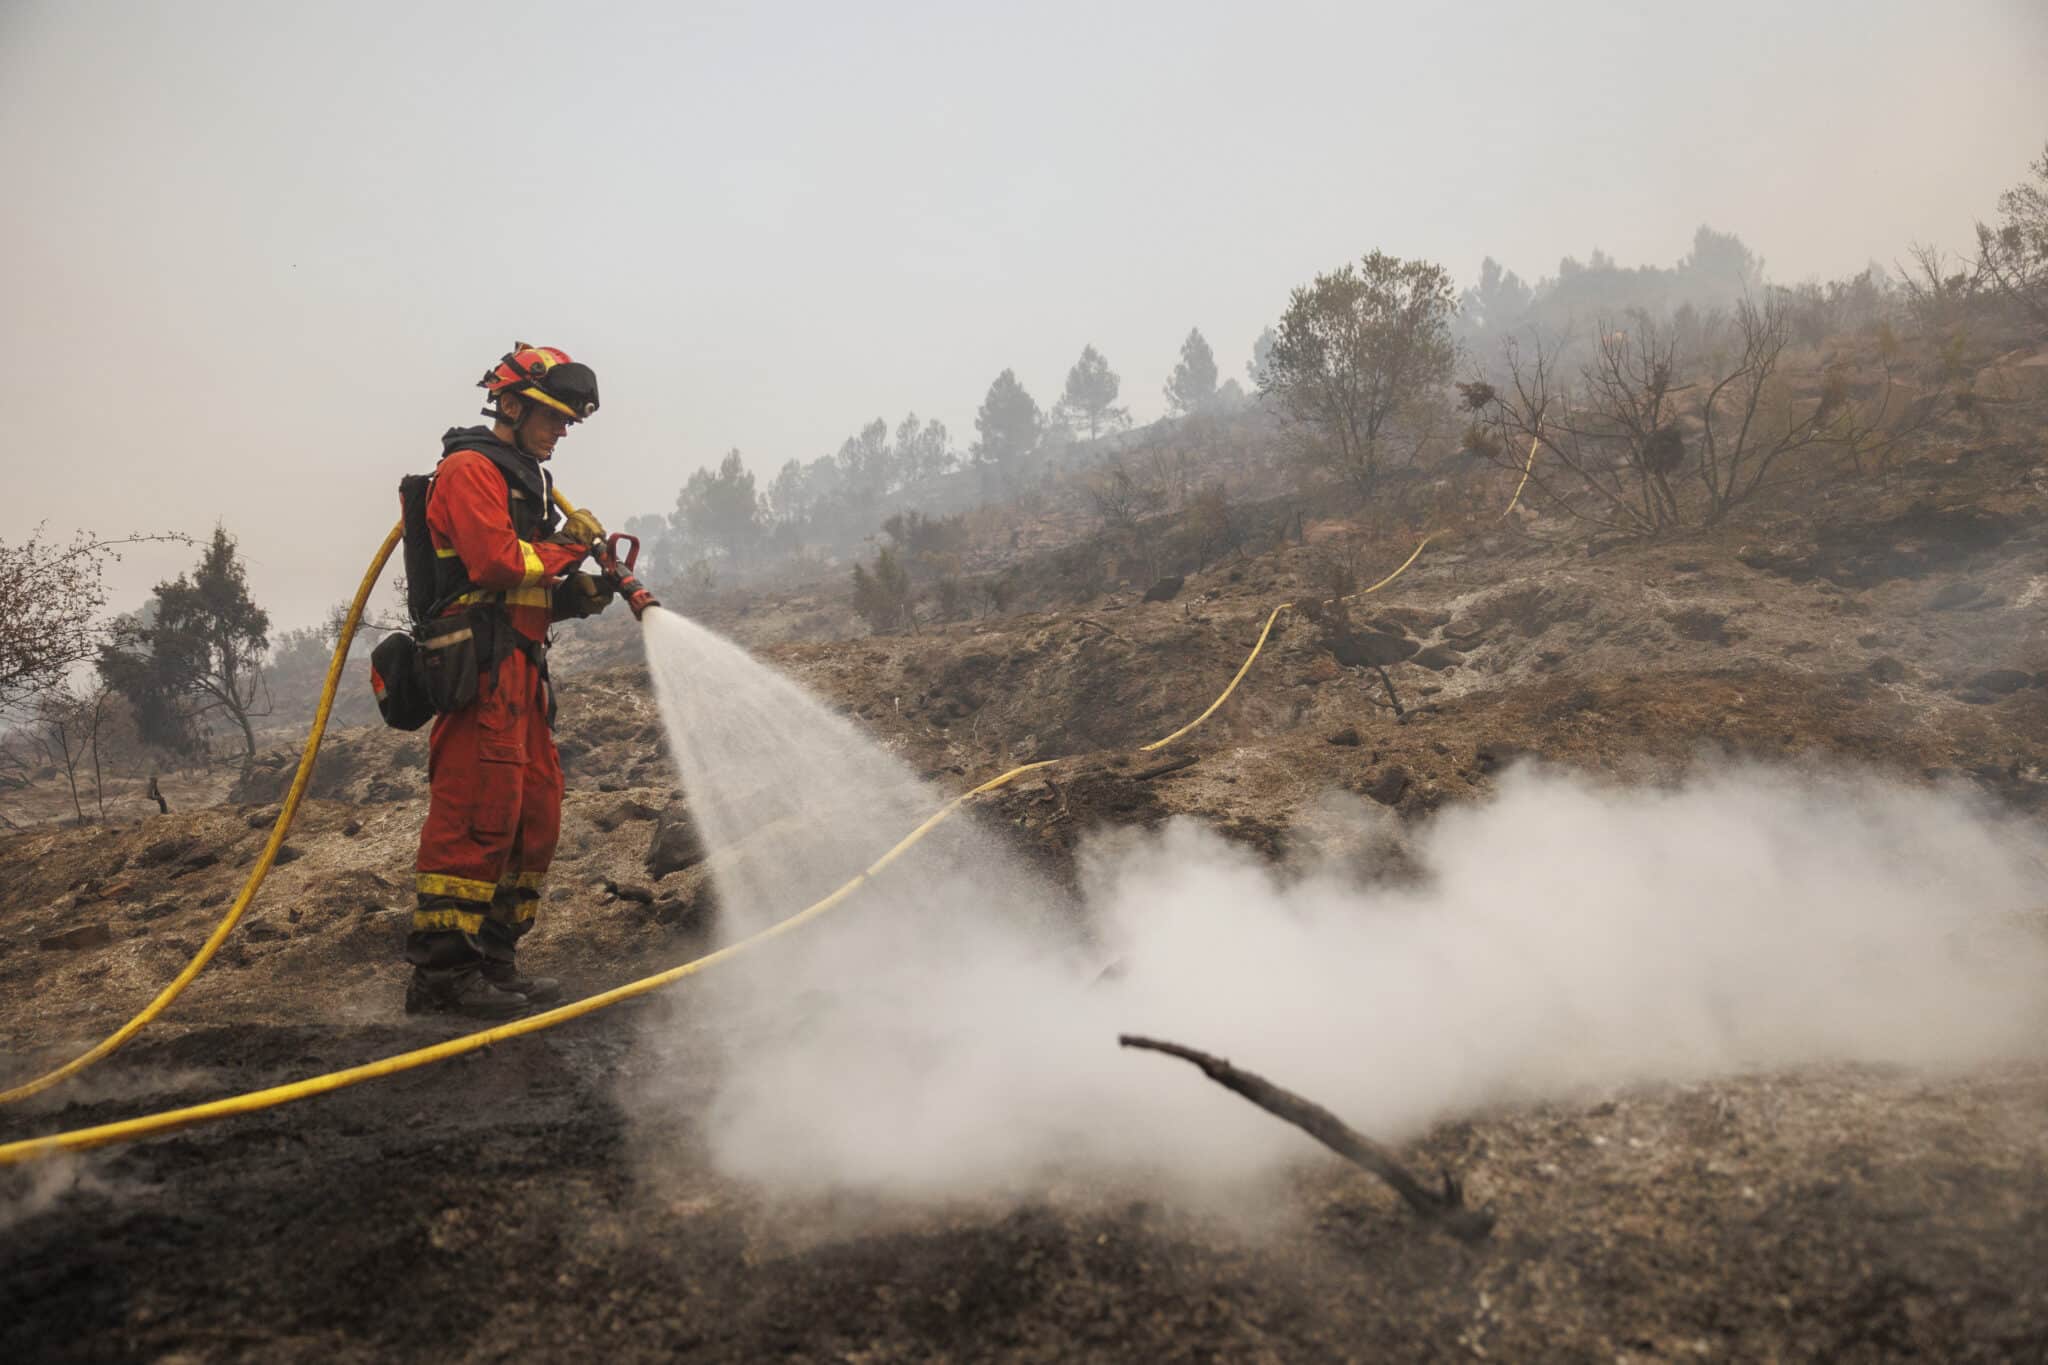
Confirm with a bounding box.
[0,487,611,1105]
[0,449,1536,1164]
[1134,435,1530,753]
[0,760,1053,1163]
[0,521,406,1106]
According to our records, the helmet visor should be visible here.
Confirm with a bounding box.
[531,361,599,419]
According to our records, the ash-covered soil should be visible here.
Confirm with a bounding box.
[4,430,2048,1360]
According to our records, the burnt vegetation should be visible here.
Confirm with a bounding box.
[7,142,2048,1365]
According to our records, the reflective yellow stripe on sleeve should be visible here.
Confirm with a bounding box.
[454,587,549,609]
[517,541,545,588]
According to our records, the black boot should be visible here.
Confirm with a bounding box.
[405,966,531,1019]
[481,958,563,1005]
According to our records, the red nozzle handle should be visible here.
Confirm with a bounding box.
[605,532,640,572]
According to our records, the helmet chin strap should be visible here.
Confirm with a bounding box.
[490,399,550,460]
[513,410,546,459]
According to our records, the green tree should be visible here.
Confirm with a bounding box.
[1261,250,1458,494]
[672,449,764,564]
[620,513,676,584]
[1163,328,1218,416]
[971,368,1044,473]
[1976,141,2048,332]
[850,545,913,634]
[98,526,271,783]
[1677,225,1765,308]
[767,458,810,526]
[893,413,954,484]
[263,622,346,725]
[1056,344,1130,439]
[1458,257,1533,336]
[1246,326,1277,389]
[881,509,968,577]
[837,417,897,519]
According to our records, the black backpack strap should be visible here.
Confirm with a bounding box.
[397,474,442,627]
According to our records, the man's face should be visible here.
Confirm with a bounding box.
[512,399,576,461]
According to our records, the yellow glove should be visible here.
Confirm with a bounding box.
[559,507,606,547]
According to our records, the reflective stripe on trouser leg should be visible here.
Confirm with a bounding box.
[408,874,495,969]
[413,873,495,934]
[481,873,542,961]
[411,649,543,970]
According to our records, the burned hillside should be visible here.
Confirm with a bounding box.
[5,322,2048,1359]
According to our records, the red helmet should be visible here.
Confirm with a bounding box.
[478,343,600,420]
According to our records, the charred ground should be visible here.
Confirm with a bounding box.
[3,388,2048,1360]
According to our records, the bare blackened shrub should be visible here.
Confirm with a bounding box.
[1642,423,1685,475]
[1693,296,1883,519]
[1182,483,1244,570]
[1315,539,1363,602]
[1087,459,1166,531]
[1974,142,2048,333]
[1143,445,1197,512]
[1898,243,1981,349]
[974,573,1018,619]
[933,576,964,623]
[1462,320,1688,533]
[0,526,190,726]
[1777,269,1895,350]
[1465,296,1910,533]
[881,510,968,562]
[1457,383,1506,465]
[1055,543,1111,603]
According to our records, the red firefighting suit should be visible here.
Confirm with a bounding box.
[407,429,589,971]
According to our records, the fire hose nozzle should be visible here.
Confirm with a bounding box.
[548,495,662,620]
[599,532,661,620]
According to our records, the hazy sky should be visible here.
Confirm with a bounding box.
[5,0,2044,632]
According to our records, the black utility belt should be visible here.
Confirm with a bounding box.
[373,607,552,733]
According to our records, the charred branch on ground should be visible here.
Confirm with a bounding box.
[1119,1034,1496,1242]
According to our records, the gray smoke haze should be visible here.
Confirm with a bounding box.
[4,1,2045,631]
[637,611,2048,1205]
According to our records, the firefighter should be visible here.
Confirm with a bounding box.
[405,344,615,1018]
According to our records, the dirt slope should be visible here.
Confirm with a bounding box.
[3,427,2047,1360]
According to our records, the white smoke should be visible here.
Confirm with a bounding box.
[638,610,2048,1203]
[0,1155,123,1234]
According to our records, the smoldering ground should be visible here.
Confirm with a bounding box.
[632,610,2048,1213]
[0,1155,131,1234]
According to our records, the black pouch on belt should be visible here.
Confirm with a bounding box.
[369,632,434,731]
[416,610,482,714]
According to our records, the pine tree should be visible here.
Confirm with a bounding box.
[1163,328,1219,416]
[98,526,271,782]
[1056,344,1130,439]
[850,545,912,634]
[971,369,1044,472]
[672,450,763,563]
